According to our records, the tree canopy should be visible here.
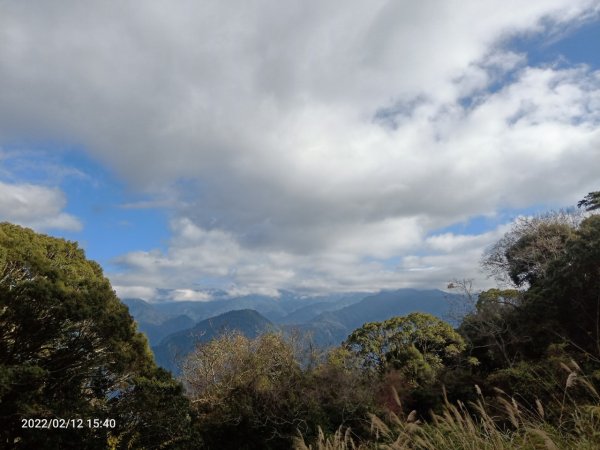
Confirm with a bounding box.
[481,210,580,287]
[577,190,600,212]
[343,312,466,384]
[0,223,193,449]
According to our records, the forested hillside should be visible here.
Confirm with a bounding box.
[2,191,600,449]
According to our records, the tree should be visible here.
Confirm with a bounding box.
[183,331,308,449]
[524,214,600,361]
[446,278,477,324]
[577,190,600,212]
[481,210,581,287]
[182,331,377,449]
[111,369,200,449]
[343,313,466,385]
[458,288,524,370]
[0,223,193,449]
[468,209,600,371]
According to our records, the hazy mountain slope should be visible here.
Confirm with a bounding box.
[125,289,456,354]
[153,309,276,373]
[278,293,367,324]
[124,296,284,345]
[136,314,196,345]
[301,289,454,346]
[123,298,171,325]
[328,289,451,329]
[123,291,370,345]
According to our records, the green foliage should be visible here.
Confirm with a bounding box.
[344,313,466,385]
[523,214,600,361]
[475,288,521,311]
[297,354,600,449]
[305,349,378,439]
[297,393,600,450]
[0,223,194,449]
[182,331,374,449]
[467,212,600,368]
[459,288,524,370]
[469,215,600,369]
[578,191,600,212]
[183,331,309,449]
[111,369,200,449]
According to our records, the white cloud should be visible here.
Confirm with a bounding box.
[168,289,213,302]
[0,181,82,231]
[113,285,158,301]
[111,217,512,294]
[0,1,599,293]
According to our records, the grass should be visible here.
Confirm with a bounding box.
[295,362,600,450]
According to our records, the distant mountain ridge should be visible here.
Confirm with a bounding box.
[295,289,454,346]
[124,288,458,373]
[123,290,367,345]
[152,309,275,374]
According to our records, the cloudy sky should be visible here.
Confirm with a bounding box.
[0,0,599,300]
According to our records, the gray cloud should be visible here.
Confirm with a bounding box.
[0,0,599,293]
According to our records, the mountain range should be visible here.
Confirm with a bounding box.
[123,288,459,373]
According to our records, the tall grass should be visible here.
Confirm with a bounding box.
[295,362,600,450]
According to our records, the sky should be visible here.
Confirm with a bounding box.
[0,0,599,301]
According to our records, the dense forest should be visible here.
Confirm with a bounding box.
[1,191,600,449]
